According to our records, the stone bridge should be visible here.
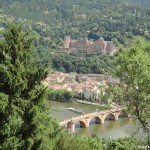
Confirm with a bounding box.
[59,108,127,132]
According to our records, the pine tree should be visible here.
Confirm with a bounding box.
[0,25,59,150]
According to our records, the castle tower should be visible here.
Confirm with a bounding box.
[105,42,116,56]
[64,36,71,48]
[99,37,105,44]
[100,37,106,48]
[97,37,106,54]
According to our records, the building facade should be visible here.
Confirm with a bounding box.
[62,36,116,56]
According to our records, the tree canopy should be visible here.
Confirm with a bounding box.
[52,53,115,74]
[0,25,59,149]
[102,37,150,147]
[0,0,149,66]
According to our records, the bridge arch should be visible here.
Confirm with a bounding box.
[103,113,116,122]
[75,120,87,128]
[88,116,102,125]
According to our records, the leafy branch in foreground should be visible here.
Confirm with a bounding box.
[102,37,150,147]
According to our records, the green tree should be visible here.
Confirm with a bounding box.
[0,25,59,150]
[55,131,103,150]
[103,137,140,150]
[103,37,150,147]
[64,91,73,101]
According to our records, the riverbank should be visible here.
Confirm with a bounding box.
[77,100,101,106]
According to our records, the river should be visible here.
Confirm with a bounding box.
[48,100,135,139]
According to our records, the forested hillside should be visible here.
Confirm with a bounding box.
[52,54,115,74]
[1,0,150,44]
[122,0,150,8]
[0,0,150,74]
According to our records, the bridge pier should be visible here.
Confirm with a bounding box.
[67,122,75,132]
[114,116,118,120]
[114,112,120,121]
[84,123,89,128]
[101,119,105,124]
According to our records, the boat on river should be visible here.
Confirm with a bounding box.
[66,107,84,114]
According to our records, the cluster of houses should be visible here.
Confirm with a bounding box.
[42,72,120,101]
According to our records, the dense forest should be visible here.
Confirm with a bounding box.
[52,54,115,74]
[1,0,150,46]
[0,0,150,74]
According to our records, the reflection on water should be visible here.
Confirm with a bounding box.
[48,100,134,139]
[76,118,133,139]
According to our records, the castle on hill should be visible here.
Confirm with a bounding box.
[60,36,117,56]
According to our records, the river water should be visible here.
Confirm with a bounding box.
[48,100,135,139]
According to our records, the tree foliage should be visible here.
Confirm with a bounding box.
[0,25,59,149]
[55,131,103,150]
[49,89,73,101]
[0,0,150,65]
[52,53,115,74]
[102,37,150,147]
[103,137,140,150]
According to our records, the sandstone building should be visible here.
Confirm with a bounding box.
[61,36,116,56]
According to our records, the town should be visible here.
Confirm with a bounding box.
[42,72,120,101]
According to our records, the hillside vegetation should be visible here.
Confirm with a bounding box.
[1,0,150,44]
[0,0,150,74]
[122,0,150,8]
